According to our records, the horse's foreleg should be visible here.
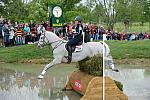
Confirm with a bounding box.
[38,58,61,79]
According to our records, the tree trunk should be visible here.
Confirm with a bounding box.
[124,20,129,34]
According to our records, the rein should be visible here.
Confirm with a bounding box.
[38,32,66,51]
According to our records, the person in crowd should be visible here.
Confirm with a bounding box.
[41,21,48,29]
[9,23,15,46]
[55,27,61,37]
[14,21,18,29]
[106,29,112,40]
[37,24,43,40]
[138,32,144,40]
[67,22,73,40]
[23,23,30,44]
[15,25,23,45]
[98,26,105,40]
[83,23,90,42]
[0,19,3,47]
[31,25,37,43]
[90,23,95,41]
[144,33,149,40]
[2,22,10,47]
[93,23,98,40]
[120,31,124,40]
[112,31,117,40]
[46,24,51,31]
[62,23,68,38]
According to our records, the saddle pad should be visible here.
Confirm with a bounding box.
[74,45,82,52]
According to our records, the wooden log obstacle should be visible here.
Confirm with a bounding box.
[64,55,128,100]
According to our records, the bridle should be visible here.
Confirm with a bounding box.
[38,31,65,51]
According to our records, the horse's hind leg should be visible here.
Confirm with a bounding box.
[38,58,61,79]
[105,54,119,72]
[105,54,114,69]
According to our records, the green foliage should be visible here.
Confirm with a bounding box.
[64,4,92,22]
[0,0,26,20]
[143,0,150,22]
[0,0,150,30]
[114,0,149,23]
[78,54,103,76]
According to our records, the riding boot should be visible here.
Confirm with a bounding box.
[67,46,72,63]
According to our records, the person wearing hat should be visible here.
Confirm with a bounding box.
[66,16,83,63]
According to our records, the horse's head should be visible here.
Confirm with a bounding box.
[37,31,48,48]
[37,31,62,48]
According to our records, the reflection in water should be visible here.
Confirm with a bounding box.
[0,68,81,100]
[105,67,150,100]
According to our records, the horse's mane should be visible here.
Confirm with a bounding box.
[45,31,68,42]
[46,31,61,39]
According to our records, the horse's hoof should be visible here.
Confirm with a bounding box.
[62,88,66,91]
[37,75,44,79]
[112,69,119,72]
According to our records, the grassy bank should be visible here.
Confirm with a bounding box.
[0,40,150,63]
[0,44,53,63]
[106,40,150,59]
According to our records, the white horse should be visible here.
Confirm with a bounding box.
[37,31,118,79]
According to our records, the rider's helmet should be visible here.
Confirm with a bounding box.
[75,16,82,22]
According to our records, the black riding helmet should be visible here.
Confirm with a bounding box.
[75,16,82,22]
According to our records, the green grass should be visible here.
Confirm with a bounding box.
[0,40,150,63]
[0,44,53,63]
[106,40,150,59]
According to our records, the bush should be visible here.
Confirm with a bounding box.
[77,54,103,76]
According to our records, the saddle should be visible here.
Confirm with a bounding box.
[65,40,83,53]
[66,45,82,53]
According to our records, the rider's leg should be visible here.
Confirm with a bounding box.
[67,45,72,63]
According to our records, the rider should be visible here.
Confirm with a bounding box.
[66,16,83,63]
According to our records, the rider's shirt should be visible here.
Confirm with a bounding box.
[72,23,83,38]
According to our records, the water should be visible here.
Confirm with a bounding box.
[1,63,150,100]
[0,63,82,100]
[105,65,150,100]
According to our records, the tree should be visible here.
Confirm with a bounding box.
[86,0,117,30]
[143,0,150,31]
[0,0,28,22]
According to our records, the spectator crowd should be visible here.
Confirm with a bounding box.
[0,18,150,47]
